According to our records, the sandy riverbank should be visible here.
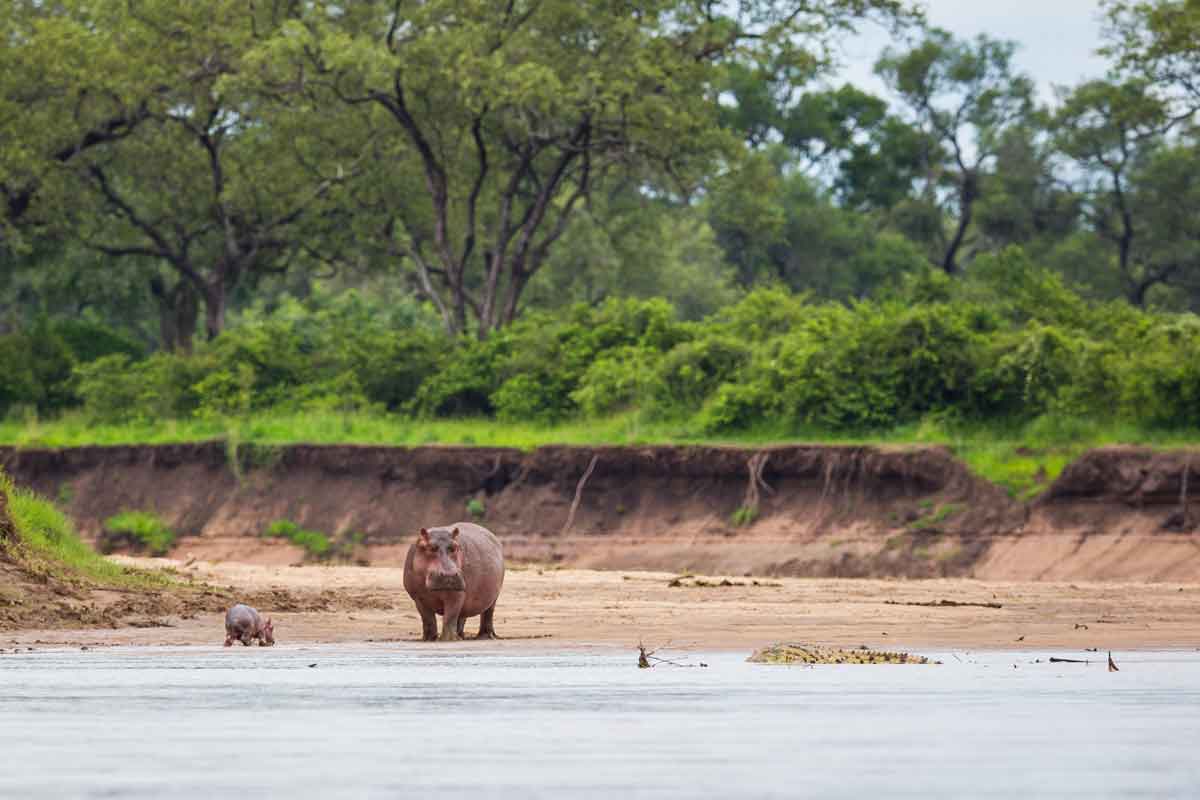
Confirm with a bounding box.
[6,558,1199,652]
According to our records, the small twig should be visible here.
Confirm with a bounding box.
[1108,652,1120,672]
[1048,657,1089,664]
[561,454,599,535]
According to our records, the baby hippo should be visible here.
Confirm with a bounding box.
[224,603,275,647]
[403,523,505,642]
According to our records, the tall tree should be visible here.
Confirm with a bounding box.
[248,0,908,337]
[1105,0,1200,115]
[0,2,153,242]
[1053,78,1171,305]
[876,29,1035,274]
[47,2,358,349]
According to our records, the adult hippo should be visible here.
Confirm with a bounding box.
[403,522,505,642]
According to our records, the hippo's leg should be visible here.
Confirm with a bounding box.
[456,616,466,639]
[224,634,234,647]
[439,594,465,642]
[476,606,499,640]
[414,599,438,642]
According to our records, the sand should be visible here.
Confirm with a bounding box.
[5,558,1199,653]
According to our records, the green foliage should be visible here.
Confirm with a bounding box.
[261,518,369,561]
[100,511,177,557]
[466,498,486,520]
[730,505,759,527]
[0,321,76,416]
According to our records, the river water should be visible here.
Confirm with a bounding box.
[1,646,1197,799]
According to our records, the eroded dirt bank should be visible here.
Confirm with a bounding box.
[4,443,1200,581]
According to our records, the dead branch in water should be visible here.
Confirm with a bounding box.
[1108,652,1120,672]
[560,454,599,535]
[1048,657,1089,664]
[883,599,1003,609]
[637,641,707,669]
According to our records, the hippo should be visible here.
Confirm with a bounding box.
[224,604,275,647]
[403,522,505,642]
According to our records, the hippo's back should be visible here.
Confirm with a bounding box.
[225,603,259,634]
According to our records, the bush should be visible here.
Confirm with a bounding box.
[74,353,201,423]
[100,511,177,557]
[571,346,661,416]
[263,519,336,560]
[0,323,76,415]
[647,335,752,417]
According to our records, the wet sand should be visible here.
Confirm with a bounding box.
[6,558,1200,652]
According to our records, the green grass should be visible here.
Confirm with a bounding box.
[466,498,486,520]
[730,505,759,527]
[101,510,177,556]
[908,503,966,532]
[261,518,362,561]
[2,473,170,589]
[3,411,1200,499]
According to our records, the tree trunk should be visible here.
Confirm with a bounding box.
[203,282,227,341]
[150,277,199,354]
[942,173,977,275]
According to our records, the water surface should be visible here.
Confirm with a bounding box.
[1,646,1198,798]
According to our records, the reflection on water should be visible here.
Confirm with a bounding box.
[1,647,1198,799]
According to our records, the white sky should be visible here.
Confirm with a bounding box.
[832,0,1110,103]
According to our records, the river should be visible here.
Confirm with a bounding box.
[1,646,1197,798]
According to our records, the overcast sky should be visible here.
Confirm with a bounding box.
[832,0,1110,102]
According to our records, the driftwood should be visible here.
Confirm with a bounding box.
[637,642,706,669]
[884,599,1003,609]
[1048,657,1089,664]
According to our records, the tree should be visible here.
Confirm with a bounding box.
[249,0,908,337]
[1053,78,1171,305]
[46,2,358,350]
[1105,0,1200,115]
[876,29,1035,274]
[0,2,153,242]
[1125,140,1200,306]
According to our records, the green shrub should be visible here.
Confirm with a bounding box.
[263,519,333,560]
[466,498,486,520]
[100,511,177,557]
[730,505,759,527]
[74,353,201,423]
[0,322,76,415]
[648,335,752,417]
[571,346,662,416]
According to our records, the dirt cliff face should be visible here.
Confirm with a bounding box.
[4,442,1200,581]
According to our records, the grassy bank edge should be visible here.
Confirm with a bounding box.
[1,472,172,590]
[4,411,1200,499]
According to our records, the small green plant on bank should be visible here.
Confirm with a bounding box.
[100,510,177,556]
[908,503,966,532]
[466,497,486,520]
[730,505,759,527]
[263,519,364,562]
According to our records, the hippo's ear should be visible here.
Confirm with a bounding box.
[418,528,431,544]
[450,527,460,540]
